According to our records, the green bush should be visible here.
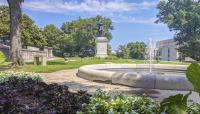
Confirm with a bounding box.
[160,92,191,114]
[186,63,200,95]
[0,71,42,83]
[0,51,5,64]
[105,56,119,60]
[188,103,200,114]
[80,89,160,114]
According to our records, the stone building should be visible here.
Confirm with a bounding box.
[156,39,179,61]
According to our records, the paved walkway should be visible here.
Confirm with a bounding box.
[41,69,200,103]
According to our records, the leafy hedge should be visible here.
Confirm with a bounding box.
[79,89,160,114]
[78,89,200,114]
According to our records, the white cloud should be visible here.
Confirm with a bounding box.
[23,0,156,13]
[112,15,165,26]
[0,0,159,25]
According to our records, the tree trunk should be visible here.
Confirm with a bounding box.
[7,0,24,66]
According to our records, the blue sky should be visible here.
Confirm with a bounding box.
[0,0,174,50]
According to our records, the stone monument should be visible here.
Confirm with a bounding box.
[95,22,108,58]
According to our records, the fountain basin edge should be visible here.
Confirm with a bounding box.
[77,64,194,91]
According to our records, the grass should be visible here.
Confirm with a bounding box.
[6,57,190,73]
[0,51,12,68]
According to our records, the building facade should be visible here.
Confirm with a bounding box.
[156,39,179,61]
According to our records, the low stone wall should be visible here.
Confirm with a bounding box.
[77,64,194,91]
[21,49,47,62]
[0,44,53,62]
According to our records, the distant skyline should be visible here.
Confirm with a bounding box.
[0,0,174,50]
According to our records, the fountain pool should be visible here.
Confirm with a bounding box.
[77,64,193,91]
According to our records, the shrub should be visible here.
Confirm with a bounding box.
[160,92,191,114]
[0,71,42,83]
[188,103,200,114]
[186,63,200,95]
[105,56,118,60]
[80,89,160,114]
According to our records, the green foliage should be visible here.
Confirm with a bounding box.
[116,42,147,59]
[0,5,45,48]
[127,42,146,60]
[0,71,42,83]
[61,15,113,57]
[0,6,10,38]
[105,56,118,60]
[116,44,130,59]
[0,51,5,64]
[21,14,46,48]
[43,24,67,56]
[82,89,160,114]
[188,103,200,114]
[186,63,200,94]
[160,92,191,114]
[156,0,200,61]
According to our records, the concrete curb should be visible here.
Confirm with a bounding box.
[77,64,194,91]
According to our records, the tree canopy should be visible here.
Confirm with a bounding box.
[43,24,68,56]
[156,0,200,61]
[116,42,146,60]
[61,15,113,57]
[127,42,146,60]
[0,5,45,48]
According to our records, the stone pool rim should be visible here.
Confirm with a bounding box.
[77,64,194,91]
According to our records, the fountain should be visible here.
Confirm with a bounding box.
[77,23,193,91]
[147,38,153,74]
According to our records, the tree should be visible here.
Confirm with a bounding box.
[0,5,45,48]
[21,14,46,48]
[116,45,129,59]
[156,0,200,61]
[107,44,112,56]
[0,6,10,40]
[61,15,113,57]
[7,0,24,66]
[127,42,146,60]
[43,24,67,56]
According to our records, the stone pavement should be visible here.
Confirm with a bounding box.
[40,69,200,103]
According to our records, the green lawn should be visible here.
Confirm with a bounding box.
[0,51,12,68]
[7,57,189,73]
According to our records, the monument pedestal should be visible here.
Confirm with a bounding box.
[96,37,108,58]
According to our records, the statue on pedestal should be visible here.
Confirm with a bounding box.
[95,22,108,58]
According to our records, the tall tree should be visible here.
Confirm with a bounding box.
[7,0,24,66]
[156,0,200,61]
[116,45,129,59]
[0,5,45,48]
[43,24,67,56]
[21,14,45,48]
[127,42,146,60]
[61,15,113,56]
